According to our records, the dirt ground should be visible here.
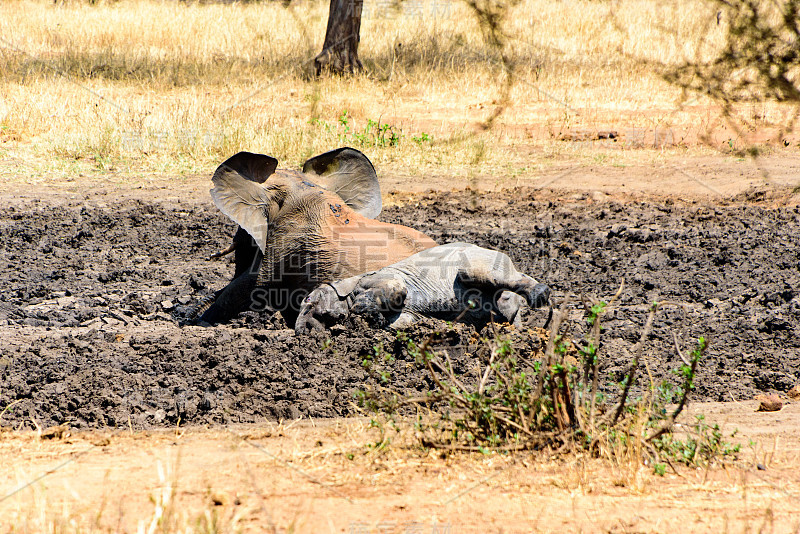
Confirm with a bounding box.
[1,401,800,532]
[1,161,799,430]
[1,156,800,531]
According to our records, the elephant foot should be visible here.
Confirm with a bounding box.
[527,283,551,309]
[351,281,407,314]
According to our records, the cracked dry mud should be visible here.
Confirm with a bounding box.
[1,189,798,429]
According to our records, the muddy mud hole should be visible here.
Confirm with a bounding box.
[1,189,798,429]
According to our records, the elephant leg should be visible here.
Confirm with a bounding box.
[457,262,550,311]
[386,311,420,330]
[197,272,259,325]
[495,291,526,326]
[349,277,408,329]
[295,285,348,334]
[351,278,408,315]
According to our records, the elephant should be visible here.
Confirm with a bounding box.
[184,147,437,326]
[295,242,551,333]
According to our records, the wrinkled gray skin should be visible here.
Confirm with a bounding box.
[295,242,551,333]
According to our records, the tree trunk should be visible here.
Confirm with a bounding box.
[314,0,363,76]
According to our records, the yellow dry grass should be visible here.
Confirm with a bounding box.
[2,402,800,533]
[0,0,795,185]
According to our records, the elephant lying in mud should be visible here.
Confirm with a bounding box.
[184,147,436,326]
[295,242,551,333]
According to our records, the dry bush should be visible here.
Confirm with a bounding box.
[356,288,740,472]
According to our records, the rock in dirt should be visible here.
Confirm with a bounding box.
[756,394,783,412]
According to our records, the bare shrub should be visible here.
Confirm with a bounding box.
[660,0,800,158]
[664,0,800,105]
[356,285,739,470]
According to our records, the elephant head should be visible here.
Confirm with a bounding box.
[211,147,383,255]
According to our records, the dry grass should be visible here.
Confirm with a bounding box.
[2,410,800,532]
[3,0,796,185]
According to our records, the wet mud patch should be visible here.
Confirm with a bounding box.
[1,190,799,429]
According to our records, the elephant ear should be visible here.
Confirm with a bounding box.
[210,153,278,253]
[302,147,382,219]
[219,151,278,183]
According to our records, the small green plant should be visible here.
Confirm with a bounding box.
[355,119,402,148]
[411,132,433,145]
[310,111,431,151]
[367,417,392,451]
[338,110,351,134]
[354,389,366,406]
[396,330,427,365]
[0,399,22,426]
[587,301,606,326]
[652,414,740,467]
